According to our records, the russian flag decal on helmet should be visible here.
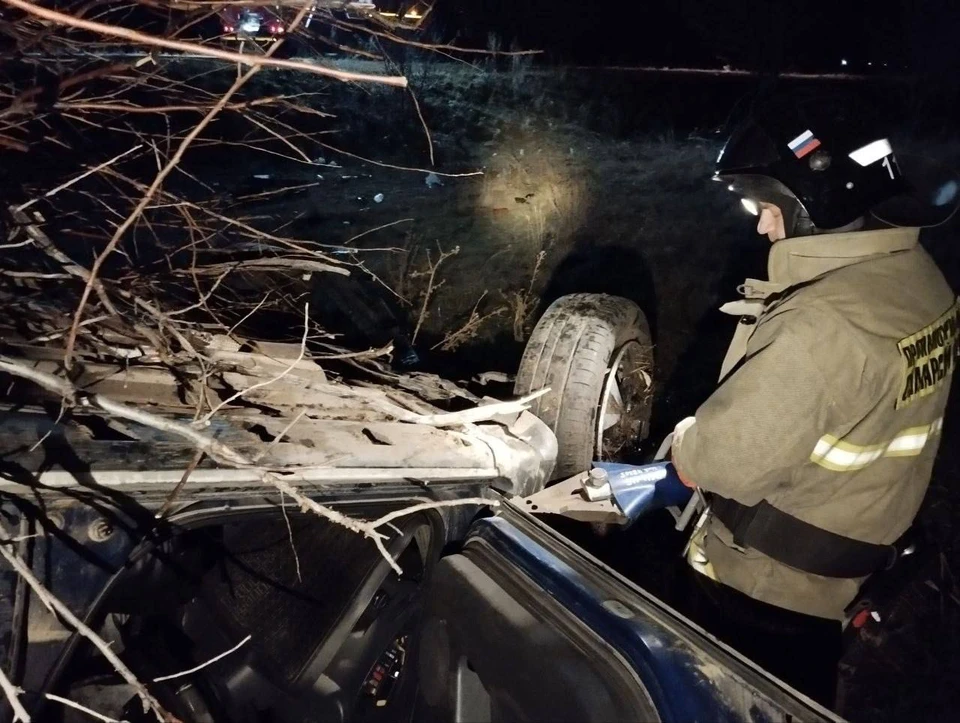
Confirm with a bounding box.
[788,130,821,159]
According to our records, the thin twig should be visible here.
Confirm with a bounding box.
[28,315,110,344]
[228,292,271,337]
[316,142,482,178]
[408,88,435,167]
[197,302,309,424]
[313,343,394,361]
[344,218,414,246]
[28,399,66,453]
[56,95,302,115]
[16,144,142,212]
[165,269,232,317]
[279,491,303,583]
[370,497,499,530]
[0,238,33,250]
[252,409,307,463]
[0,270,71,279]
[432,293,507,352]
[156,449,206,519]
[152,635,252,683]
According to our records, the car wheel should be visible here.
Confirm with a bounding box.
[514,293,654,480]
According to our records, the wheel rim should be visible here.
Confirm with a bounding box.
[595,340,652,460]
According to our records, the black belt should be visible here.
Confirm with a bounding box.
[711,496,899,579]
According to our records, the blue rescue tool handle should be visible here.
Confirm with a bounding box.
[592,461,693,528]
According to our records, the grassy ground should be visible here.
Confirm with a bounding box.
[232,60,960,434]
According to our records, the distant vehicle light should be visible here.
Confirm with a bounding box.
[223,25,235,33]
[841,59,848,66]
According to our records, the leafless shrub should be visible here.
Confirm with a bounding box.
[433,291,508,351]
[509,249,546,340]
[409,241,460,342]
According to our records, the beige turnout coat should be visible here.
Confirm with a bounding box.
[673,227,956,620]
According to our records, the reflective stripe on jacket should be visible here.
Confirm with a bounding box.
[673,227,956,620]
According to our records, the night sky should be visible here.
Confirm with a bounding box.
[438,0,960,74]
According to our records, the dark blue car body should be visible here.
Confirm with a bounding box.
[414,497,843,722]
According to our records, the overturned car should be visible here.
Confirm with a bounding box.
[0,292,840,723]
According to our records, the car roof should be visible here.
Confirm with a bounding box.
[0,337,545,495]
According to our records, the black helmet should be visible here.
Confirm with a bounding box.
[715,96,910,234]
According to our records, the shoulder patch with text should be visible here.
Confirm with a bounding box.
[897,298,960,409]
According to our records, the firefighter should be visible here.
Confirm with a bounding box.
[670,97,957,707]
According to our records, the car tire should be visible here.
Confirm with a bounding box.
[514,293,654,480]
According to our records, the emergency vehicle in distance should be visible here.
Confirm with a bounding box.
[218,1,428,43]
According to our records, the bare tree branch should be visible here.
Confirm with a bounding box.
[0,535,170,722]
[0,665,30,723]
[63,62,264,367]
[16,144,143,212]
[44,694,125,723]
[0,357,508,576]
[197,302,309,424]
[1,0,408,86]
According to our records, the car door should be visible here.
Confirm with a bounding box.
[414,499,845,723]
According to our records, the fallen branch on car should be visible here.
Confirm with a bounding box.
[43,694,128,723]
[0,535,171,723]
[152,635,253,683]
[0,356,512,575]
[0,665,30,722]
